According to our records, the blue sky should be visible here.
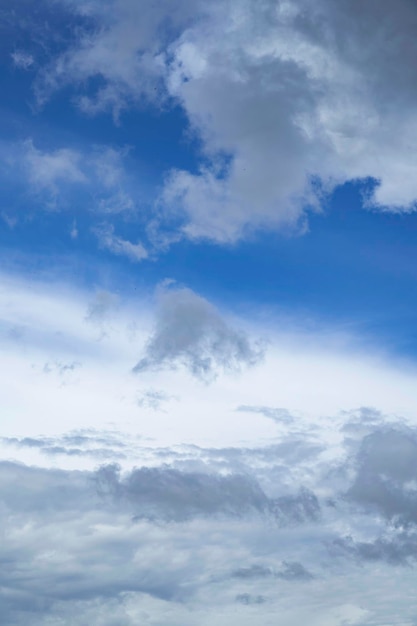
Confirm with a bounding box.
[2,1,417,625]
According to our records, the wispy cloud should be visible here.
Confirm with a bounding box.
[11,50,35,70]
[94,223,148,262]
[0,139,137,217]
[24,139,87,194]
[236,405,294,425]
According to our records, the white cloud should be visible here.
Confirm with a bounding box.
[11,50,34,70]
[34,0,191,117]
[24,139,87,194]
[70,219,78,239]
[0,139,138,221]
[1,212,18,229]
[94,224,149,261]
[96,191,135,214]
[92,146,130,191]
[31,0,417,242]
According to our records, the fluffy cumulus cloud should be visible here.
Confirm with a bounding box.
[17,0,417,243]
[133,283,264,380]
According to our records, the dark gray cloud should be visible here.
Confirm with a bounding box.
[133,285,264,380]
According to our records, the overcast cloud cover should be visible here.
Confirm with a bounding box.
[2,0,417,624]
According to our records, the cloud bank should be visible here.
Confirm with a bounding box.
[3,413,417,624]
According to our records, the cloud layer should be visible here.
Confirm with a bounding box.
[3,411,417,624]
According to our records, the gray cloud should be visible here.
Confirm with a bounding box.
[331,533,417,567]
[232,561,313,581]
[133,285,264,380]
[0,461,94,515]
[236,405,294,425]
[347,427,417,525]
[3,436,48,449]
[96,464,263,521]
[0,456,324,624]
[235,593,266,605]
[42,446,126,460]
[86,290,120,324]
[276,561,315,581]
[137,388,176,411]
[1,431,129,461]
[4,417,417,624]
[43,360,81,376]
[232,564,273,579]
[272,488,321,525]
[5,0,417,254]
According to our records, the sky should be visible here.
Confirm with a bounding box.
[2,1,417,624]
